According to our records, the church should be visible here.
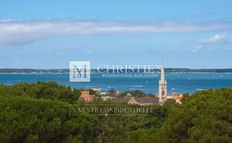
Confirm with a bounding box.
[111,64,183,105]
[158,64,183,104]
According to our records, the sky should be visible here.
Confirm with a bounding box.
[0,0,232,69]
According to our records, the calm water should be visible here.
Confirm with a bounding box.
[0,73,232,94]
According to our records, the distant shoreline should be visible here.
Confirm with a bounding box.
[0,68,232,74]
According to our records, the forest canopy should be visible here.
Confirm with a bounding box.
[0,82,231,143]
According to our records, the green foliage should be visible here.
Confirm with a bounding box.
[133,88,232,143]
[120,90,146,97]
[0,82,232,143]
[0,81,80,103]
[88,89,98,96]
[0,95,97,143]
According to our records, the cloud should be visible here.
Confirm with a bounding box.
[0,20,232,45]
[201,33,227,43]
[191,33,228,53]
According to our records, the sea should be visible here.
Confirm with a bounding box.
[1,73,232,94]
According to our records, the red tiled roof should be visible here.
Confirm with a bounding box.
[80,91,95,102]
[169,94,183,101]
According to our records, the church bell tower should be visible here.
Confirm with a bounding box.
[159,64,167,102]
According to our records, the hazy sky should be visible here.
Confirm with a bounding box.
[0,0,232,68]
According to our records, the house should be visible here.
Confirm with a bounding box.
[112,91,120,97]
[128,97,159,106]
[91,88,101,93]
[126,93,132,98]
[100,92,107,95]
[111,97,159,106]
[80,91,95,102]
[101,96,114,101]
[111,97,130,104]
[168,94,183,103]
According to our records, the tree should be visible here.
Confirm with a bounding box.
[0,95,97,143]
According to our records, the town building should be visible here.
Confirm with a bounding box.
[127,97,159,105]
[101,96,114,101]
[80,91,95,102]
[158,64,183,103]
[111,97,130,104]
[167,94,183,103]
[112,91,120,97]
[111,97,159,105]
[158,64,167,102]
[91,88,101,93]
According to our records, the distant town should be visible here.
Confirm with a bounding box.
[79,65,183,105]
